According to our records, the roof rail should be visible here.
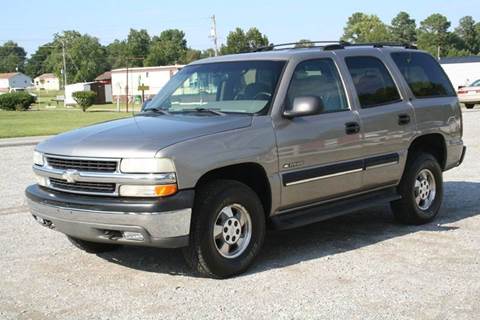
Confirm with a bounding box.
[324,42,417,50]
[249,41,417,53]
[251,41,350,52]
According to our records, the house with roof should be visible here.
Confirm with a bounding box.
[440,56,480,90]
[95,71,111,85]
[34,73,60,91]
[111,65,183,102]
[0,72,32,92]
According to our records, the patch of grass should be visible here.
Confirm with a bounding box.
[30,89,142,112]
[0,110,132,138]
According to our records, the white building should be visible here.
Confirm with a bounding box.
[0,72,32,92]
[440,56,480,90]
[65,82,112,105]
[111,65,184,101]
[34,73,60,91]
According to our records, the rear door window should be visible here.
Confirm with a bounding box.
[391,52,456,98]
[345,56,401,108]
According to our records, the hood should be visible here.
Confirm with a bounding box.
[37,114,252,158]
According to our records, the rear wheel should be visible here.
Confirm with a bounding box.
[67,236,121,253]
[183,180,265,278]
[465,104,475,109]
[391,153,443,225]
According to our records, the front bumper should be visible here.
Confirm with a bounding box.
[25,185,194,248]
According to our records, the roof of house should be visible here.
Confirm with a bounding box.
[111,65,185,73]
[95,71,111,81]
[0,72,19,79]
[35,73,57,80]
[439,56,480,65]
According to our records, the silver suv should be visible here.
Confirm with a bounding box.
[26,42,466,278]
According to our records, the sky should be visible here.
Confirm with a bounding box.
[3,0,480,56]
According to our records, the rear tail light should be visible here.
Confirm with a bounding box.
[458,90,467,94]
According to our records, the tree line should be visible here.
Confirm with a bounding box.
[341,12,480,57]
[0,11,478,84]
[0,26,269,84]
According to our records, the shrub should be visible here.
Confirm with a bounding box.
[0,92,35,111]
[72,91,97,112]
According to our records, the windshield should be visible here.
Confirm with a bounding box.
[145,60,285,114]
[471,79,480,87]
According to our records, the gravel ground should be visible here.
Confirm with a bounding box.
[1,109,479,320]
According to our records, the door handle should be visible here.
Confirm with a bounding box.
[345,122,360,135]
[398,114,411,125]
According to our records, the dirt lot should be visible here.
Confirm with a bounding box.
[1,109,479,320]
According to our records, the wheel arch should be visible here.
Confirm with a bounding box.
[407,133,447,170]
[195,162,272,217]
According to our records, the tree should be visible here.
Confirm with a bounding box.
[106,39,128,69]
[184,48,202,63]
[417,14,452,58]
[126,29,150,66]
[455,16,479,54]
[390,12,417,43]
[341,13,392,43]
[295,39,314,48]
[220,27,269,54]
[0,41,27,73]
[25,44,53,77]
[145,29,187,66]
[72,91,96,111]
[245,27,269,49]
[45,31,109,84]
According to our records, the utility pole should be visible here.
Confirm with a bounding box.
[210,15,219,56]
[125,62,129,113]
[61,40,68,106]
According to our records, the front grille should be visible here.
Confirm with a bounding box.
[46,157,117,172]
[49,178,116,194]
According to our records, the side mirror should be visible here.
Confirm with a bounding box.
[283,96,324,119]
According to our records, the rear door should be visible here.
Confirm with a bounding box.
[338,51,415,189]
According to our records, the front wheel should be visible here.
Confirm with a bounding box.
[465,104,475,109]
[391,153,443,225]
[183,180,266,278]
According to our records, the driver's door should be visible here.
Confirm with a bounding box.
[274,58,364,208]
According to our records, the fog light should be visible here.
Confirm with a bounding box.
[123,231,144,241]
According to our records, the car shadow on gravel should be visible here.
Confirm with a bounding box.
[96,181,480,278]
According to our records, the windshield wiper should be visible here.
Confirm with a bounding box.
[147,107,171,115]
[181,108,226,116]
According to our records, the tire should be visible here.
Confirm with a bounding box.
[465,104,475,109]
[67,236,121,253]
[391,153,443,225]
[183,180,266,279]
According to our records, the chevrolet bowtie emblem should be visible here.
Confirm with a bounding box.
[62,169,80,183]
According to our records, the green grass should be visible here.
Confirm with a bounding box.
[0,89,143,138]
[0,110,132,138]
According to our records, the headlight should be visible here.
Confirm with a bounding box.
[119,184,178,197]
[33,151,44,166]
[120,158,175,173]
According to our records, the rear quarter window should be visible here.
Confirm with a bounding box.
[391,52,456,98]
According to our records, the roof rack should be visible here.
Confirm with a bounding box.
[251,41,350,52]
[325,42,418,50]
[250,41,416,52]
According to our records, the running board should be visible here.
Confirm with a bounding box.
[270,187,401,230]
